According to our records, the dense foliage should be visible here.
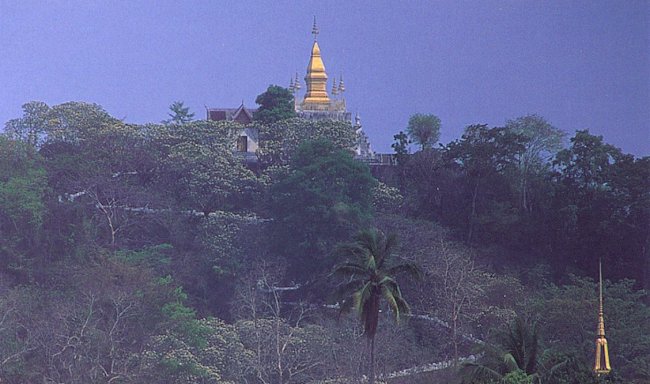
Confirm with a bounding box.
[0,102,647,383]
[253,85,297,125]
[270,140,376,280]
[394,118,649,290]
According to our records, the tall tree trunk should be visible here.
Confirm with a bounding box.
[641,244,650,305]
[521,173,528,211]
[519,159,530,212]
[452,311,459,366]
[467,180,479,243]
[369,336,376,384]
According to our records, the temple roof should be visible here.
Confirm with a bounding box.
[207,104,257,123]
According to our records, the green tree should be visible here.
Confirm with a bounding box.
[551,130,649,286]
[3,101,51,147]
[4,101,119,147]
[502,317,540,376]
[333,228,421,384]
[506,114,564,167]
[253,85,296,125]
[444,124,526,243]
[391,131,410,158]
[0,137,47,278]
[406,113,441,151]
[554,130,619,189]
[505,114,564,212]
[36,108,160,249]
[401,148,447,220]
[391,130,411,184]
[270,139,376,280]
[45,101,120,143]
[164,101,195,125]
[141,317,252,384]
[154,120,260,216]
[462,316,563,384]
[257,117,357,167]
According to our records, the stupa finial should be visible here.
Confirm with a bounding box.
[311,16,319,41]
[594,258,612,375]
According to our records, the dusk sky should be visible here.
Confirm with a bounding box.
[1,1,648,155]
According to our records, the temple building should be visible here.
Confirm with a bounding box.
[206,103,259,161]
[207,19,376,162]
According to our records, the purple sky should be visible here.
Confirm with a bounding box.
[1,1,648,155]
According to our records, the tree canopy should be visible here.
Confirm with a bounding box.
[164,101,195,125]
[253,85,296,124]
[406,113,441,151]
[256,117,357,167]
[270,139,376,280]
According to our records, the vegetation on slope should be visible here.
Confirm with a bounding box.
[0,99,647,383]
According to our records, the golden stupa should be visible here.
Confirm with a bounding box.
[302,17,330,106]
[294,17,347,117]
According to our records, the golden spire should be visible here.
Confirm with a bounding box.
[594,259,611,375]
[303,18,330,105]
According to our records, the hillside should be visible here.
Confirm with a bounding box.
[0,101,648,383]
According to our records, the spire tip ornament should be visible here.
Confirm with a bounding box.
[311,16,319,41]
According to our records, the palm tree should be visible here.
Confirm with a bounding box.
[503,317,539,376]
[332,228,421,384]
[462,349,541,384]
[462,316,566,384]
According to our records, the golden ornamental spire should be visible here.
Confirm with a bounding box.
[594,259,611,375]
[303,18,330,105]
